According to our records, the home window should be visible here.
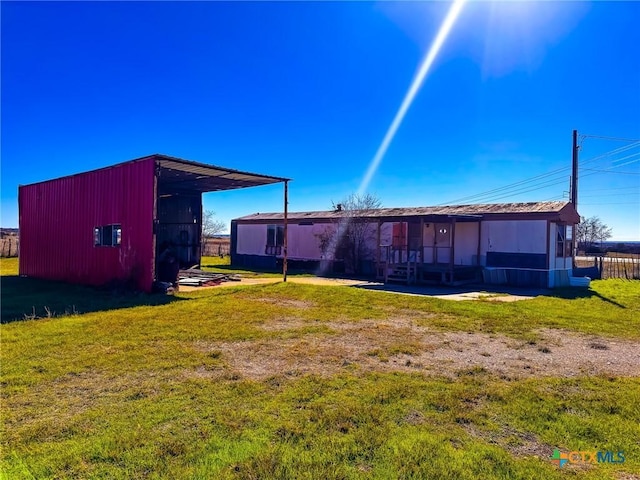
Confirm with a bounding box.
[265,224,284,255]
[94,224,122,247]
[565,225,573,257]
[556,224,566,258]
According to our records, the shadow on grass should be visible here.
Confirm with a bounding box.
[352,282,549,298]
[201,263,274,274]
[200,263,313,277]
[550,287,627,308]
[353,282,628,307]
[1,276,187,324]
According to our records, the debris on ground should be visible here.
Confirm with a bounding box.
[177,269,241,287]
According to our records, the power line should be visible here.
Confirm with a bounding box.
[540,184,640,203]
[436,169,570,205]
[581,134,640,143]
[448,177,570,205]
[581,155,640,177]
[579,186,640,193]
[582,169,640,175]
[579,142,640,167]
[580,201,640,206]
[604,152,640,167]
[438,141,640,206]
[579,192,640,198]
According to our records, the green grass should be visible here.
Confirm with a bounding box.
[0,257,18,276]
[2,257,639,478]
[200,255,313,278]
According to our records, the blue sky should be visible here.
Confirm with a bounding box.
[2,1,639,239]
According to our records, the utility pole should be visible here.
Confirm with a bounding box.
[571,129,578,209]
[283,180,288,282]
[570,129,579,267]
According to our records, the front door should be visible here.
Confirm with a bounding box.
[434,223,451,264]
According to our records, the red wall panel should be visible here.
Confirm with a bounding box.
[19,158,156,291]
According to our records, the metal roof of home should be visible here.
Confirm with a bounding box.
[152,154,290,194]
[235,201,580,223]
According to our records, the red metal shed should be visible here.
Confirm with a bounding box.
[18,154,289,292]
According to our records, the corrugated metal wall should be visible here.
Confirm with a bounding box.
[18,158,156,291]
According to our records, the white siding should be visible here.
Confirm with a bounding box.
[481,220,547,255]
[237,224,268,255]
[454,222,480,265]
[287,224,324,260]
[555,257,572,269]
[239,219,551,270]
[548,222,556,260]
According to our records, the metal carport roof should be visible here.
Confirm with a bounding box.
[150,154,290,194]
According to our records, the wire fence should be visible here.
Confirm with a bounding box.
[201,238,230,257]
[575,254,640,280]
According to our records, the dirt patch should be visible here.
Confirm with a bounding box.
[254,298,316,309]
[195,319,640,380]
[463,424,553,459]
[616,473,640,480]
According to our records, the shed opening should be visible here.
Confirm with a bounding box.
[152,155,290,285]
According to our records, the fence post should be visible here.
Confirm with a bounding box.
[625,258,629,280]
[598,257,603,279]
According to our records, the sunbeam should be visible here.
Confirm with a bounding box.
[357,0,467,196]
[317,0,466,276]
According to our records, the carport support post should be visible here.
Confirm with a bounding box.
[376,219,381,278]
[283,180,288,282]
[449,218,456,284]
[476,221,482,266]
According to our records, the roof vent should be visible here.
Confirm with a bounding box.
[335,203,343,212]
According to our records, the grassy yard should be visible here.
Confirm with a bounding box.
[1,258,639,479]
[200,255,313,278]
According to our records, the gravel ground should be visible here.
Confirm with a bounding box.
[194,318,640,381]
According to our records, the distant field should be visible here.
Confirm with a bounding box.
[0,235,19,257]
[0,235,226,258]
[202,237,230,257]
[1,257,639,479]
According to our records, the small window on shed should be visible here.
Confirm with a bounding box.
[94,224,122,247]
